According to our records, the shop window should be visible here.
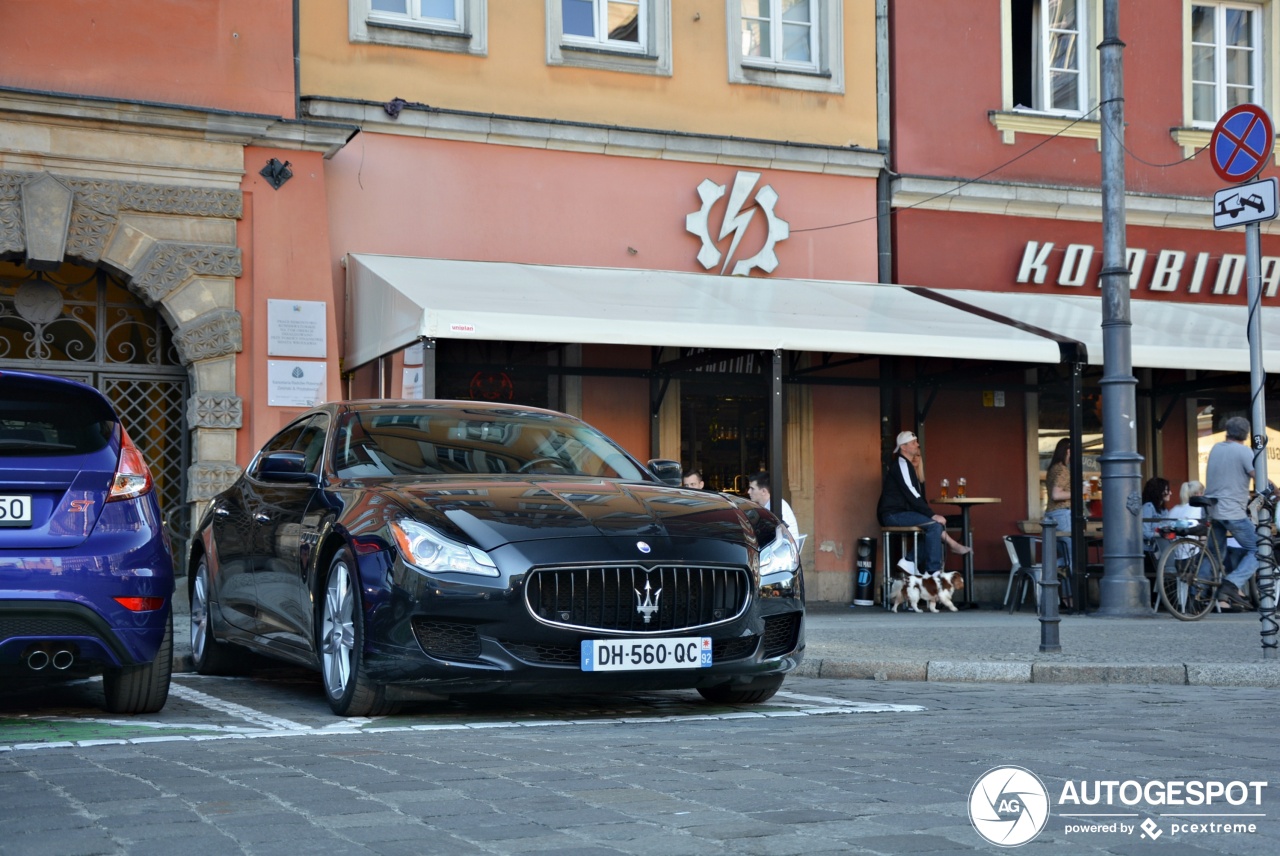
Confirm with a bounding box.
[1189,2,1263,128]
[726,0,844,93]
[435,340,556,410]
[546,0,672,76]
[1194,399,1280,483]
[1036,375,1103,512]
[349,0,487,55]
[681,389,768,494]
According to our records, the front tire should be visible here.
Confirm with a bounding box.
[102,611,173,714]
[1157,540,1215,621]
[319,549,396,716]
[697,676,784,705]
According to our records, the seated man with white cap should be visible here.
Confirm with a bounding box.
[876,430,958,573]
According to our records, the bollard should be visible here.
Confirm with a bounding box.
[852,537,876,607]
[1039,519,1062,653]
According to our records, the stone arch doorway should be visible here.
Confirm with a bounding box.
[1,169,246,567]
[0,261,190,547]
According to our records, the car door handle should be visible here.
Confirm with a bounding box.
[254,513,271,523]
[213,506,230,517]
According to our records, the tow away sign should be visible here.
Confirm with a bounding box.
[1213,177,1279,230]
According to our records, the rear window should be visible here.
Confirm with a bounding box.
[0,378,115,456]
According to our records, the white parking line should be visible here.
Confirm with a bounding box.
[167,683,310,731]
[776,690,926,711]
[0,686,924,753]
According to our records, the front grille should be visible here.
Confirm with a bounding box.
[761,613,802,659]
[412,619,482,660]
[525,565,749,633]
[0,615,100,642]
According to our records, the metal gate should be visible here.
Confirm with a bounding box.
[0,263,190,555]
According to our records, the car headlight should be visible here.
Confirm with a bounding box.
[759,527,799,578]
[390,519,499,577]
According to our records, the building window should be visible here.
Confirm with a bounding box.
[726,0,844,93]
[562,0,645,52]
[741,0,817,71]
[1009,0,1090,114]
[349,0,487,55]
[546,0,671,76]
[1191,2,1262,126]
[370,0,463,29]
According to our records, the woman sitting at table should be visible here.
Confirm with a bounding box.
[1141,477,1173,554]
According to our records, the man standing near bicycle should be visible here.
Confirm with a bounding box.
[1204,416,1264,611]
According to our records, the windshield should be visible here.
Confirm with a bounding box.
[332,407,648,481]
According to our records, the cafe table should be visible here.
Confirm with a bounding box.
[932,496,1002,606]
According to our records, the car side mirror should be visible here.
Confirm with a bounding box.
[647,459,683,487]
[258,450,319,485]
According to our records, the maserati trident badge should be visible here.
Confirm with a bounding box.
[635,576,662,624]
[636,541,651,554]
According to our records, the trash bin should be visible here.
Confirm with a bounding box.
[853,536,876,606]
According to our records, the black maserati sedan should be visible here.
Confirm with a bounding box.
[189,400,804,715]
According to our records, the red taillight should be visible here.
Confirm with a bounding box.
[107,426,154,502]
[113,596,166,612]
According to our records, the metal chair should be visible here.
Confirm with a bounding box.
[1005,533,1078,613]
[1002,534,1043,613]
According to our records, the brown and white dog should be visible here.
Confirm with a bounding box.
[889,569,965,613]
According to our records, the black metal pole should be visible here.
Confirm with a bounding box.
[1244,222,1278,658]
[770,349,784,521]
[1069,359,1086,612]
[1040,519,1062,652]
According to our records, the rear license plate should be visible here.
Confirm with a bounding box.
[581,637,712,672]
[0,495,32,527]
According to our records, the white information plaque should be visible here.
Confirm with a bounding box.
[267,299,327,358]
[402,366,424,399]
[268,360,327,407]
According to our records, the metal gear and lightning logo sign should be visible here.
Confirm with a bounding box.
[685,171,790,276]
[969,766,1051,847]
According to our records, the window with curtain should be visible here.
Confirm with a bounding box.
[1010,0,1090,114]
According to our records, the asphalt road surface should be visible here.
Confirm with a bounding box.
[0,669,1274,855]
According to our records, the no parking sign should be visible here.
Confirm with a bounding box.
[1210,104,1274,183]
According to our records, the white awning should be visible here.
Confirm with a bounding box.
[942,290,1280,372]
[344,254,1064,368]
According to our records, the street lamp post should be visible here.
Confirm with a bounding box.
[1096,0,1149,615]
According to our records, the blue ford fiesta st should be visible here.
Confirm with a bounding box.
[0,371,174,713]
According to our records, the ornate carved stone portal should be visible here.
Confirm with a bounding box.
[0,169,245,515]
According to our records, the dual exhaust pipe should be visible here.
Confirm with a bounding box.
[24,645,77,671]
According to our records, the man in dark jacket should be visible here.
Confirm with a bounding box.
[877,431,947,572]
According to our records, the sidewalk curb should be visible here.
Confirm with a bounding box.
[797,658,1280,687]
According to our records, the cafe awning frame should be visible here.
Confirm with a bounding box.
[344,254,1068,369]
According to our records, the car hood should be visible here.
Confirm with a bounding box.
[376,478,760,551]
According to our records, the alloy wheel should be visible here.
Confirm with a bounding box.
[321,560,356,697]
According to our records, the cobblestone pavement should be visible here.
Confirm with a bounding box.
[0,673,1274,855]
